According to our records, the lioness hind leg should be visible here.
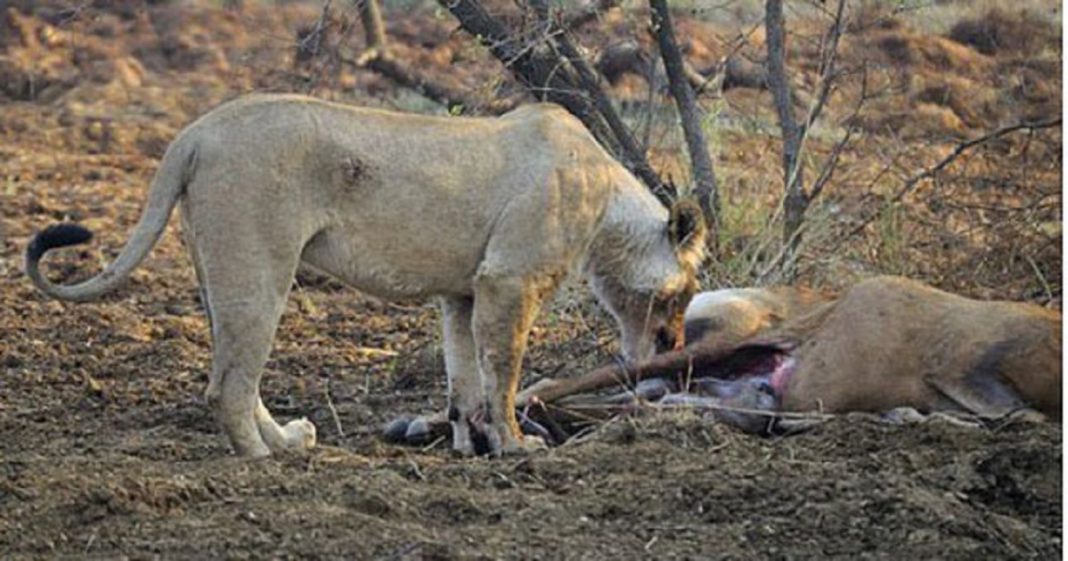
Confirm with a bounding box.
[472,272,553,456]
[199,261,315,457]
[203,296,281,457]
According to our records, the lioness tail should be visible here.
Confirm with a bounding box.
[24,141,196,302]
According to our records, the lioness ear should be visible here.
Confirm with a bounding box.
[668,199,707,257]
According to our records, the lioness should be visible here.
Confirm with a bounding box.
[25,94,707,457]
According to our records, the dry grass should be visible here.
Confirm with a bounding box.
[901,0,1061,37]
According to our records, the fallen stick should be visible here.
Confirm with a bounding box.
[517,336,796,405]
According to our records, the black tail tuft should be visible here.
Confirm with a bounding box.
[26,223,94,262]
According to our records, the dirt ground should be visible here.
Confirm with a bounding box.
[0,1,1061,559]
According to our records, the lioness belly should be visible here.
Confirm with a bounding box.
[300,221,482,300]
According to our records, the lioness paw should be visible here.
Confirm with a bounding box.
[484,425,547,457]
[281,417,317,450]
[505,434,547,455]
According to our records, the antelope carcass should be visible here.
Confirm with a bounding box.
[386,276,1061,445]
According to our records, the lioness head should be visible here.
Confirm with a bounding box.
[588,199,707,361]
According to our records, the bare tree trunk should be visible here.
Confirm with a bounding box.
[650,0,719,249]
[764,0,805,271]
[530,0,672,203]
[362,54,520,114]
[356,0,386,51]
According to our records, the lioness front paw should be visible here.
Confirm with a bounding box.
[484,423,547,457]
[500,434,547,456]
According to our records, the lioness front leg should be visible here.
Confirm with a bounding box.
[472,272,553,456]
[440,296,481,456]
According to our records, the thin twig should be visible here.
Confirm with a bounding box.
[846,117,1062,239]
[322,382,346,438]
[1024,255,1055,303]
[297,0,333,60]
[420,435,446,452]
[808,63,868,202]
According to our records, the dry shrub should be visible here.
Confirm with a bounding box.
[913,75,1004,129]
[0,8,79,101]
[870,31,993,75]
[853,128,1062,304]
[856,99,966,139]
[948,8,1057,56]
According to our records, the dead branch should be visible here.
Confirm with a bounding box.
[760,63,871,279]
[346,0,518,114]
[357,53,520,114]
[532,2,674,203]
[354,0,386,51]
[765,0,848,278]
[846,117,1063,239]
[764,0,804,245]
[649,0,719,244]
[436,0,613,138]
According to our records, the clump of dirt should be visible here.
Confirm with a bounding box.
[0,409,1059,558]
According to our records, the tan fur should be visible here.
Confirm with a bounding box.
[682,285,831,346]
[25,94,706,457]
[776,276,1061,418]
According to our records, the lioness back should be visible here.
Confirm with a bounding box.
[177,95,626,299]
